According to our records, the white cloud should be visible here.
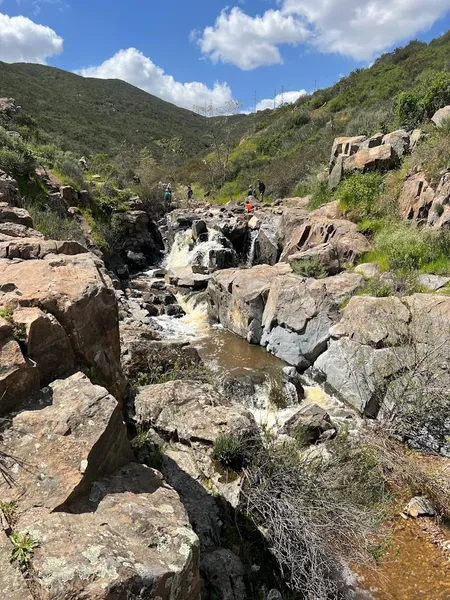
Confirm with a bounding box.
[282,0,450,60]
[256,89,308,111]
[198,7,309,70]
[0,12,63,63]
[199,0,450,68]
[77,48,233,111]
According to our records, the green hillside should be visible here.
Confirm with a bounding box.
[0,62,211,158]
[194,31,450,200]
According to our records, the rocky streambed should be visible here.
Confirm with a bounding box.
[1,164,450,600]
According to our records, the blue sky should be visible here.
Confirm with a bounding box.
[2,0,450,112]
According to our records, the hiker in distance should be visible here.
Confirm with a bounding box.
[258,179,266,202]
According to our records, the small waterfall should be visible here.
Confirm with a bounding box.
[166,229,231,270]
[165,230,192,269]
[246,230,258,267]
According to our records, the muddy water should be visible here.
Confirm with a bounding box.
[359,520,450,600]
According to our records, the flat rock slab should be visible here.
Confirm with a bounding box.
[134,380,257,444]
[0,372,133,515]
[16,463,201,600]
[0,252,124,399]
[0,533,33,600]
[166,267,211,289]
[417,273,450,291]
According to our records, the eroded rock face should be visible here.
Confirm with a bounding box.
[261,273,364,368]
[16,463,201,600]
[0,252,125,400]
[0,171,24,208]
[314,295,450,438]
[134,380,257,445]
[280,217,371,266]
[207,263,292,343]
[0,372,133,514]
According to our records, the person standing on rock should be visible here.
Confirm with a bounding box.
[258,179,266,202]
[164,183,172,211]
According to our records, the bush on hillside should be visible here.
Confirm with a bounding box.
[336,172,383,218]
[369,222,450,273]
[395,70,450,128]
[0,146,35,179]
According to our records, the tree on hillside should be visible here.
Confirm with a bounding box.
[194,100,242,191]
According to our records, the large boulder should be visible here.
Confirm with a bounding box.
[344,144,398,172]
[253,215,282,265]
[0,202,33,228]
[0,372,133,514]
[166,266,211,289]
[134,380,257,445]
[207,263,292,343]
[261,273,364,369]
[398,170,435,221]
[382,130,410,158]
[329,136,366,172]
[280,217,371,265]
[13,306,75,386]
[0,252,125,400]
[16,463,201,600]
[0,171,24,208]
[431,105,450,128]
[314,294,450,431]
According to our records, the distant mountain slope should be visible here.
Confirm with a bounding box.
[0,62,210,157]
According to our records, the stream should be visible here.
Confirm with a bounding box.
[136,226,450,600]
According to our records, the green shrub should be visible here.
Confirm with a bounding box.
[307,179,334,210]
[290,256,328,279]
[10,532,38,566]
[368,223,450,274]
[336,172,383,217]
[395,91,423,129]
[0,147,35,179]
[27,203,85,242]
[213,435,244,471]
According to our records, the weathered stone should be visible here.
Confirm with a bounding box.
[192,219,207,240]
[431,105,450,128]
[404,496,436,518]
[398,170,435,221]
[281,217,371,266]
[282,366,305,400]
[314,294,450,420]
[410,128,422,151]
[134,380,256,445]
[0,372,133,514]
[416,273,450,291]
[355,263,380,279]
[0,222,43,238]
[280,403,333,444]
[0,203,33,228]
[254,216,281,265]
[0,171,24,208]
[360,133,384,150]
[288,243,340,276]
[328,154,345,189]
[17,463,201,600]
[13,306,75,386]
[166,266,211,289]
[201,549,247,600]
[207,263,292,343]
[261,275,337,368]
[0,318,39,415]
[382,129,410,158]
[329,136,366,171]
[0,253,125,400]
[344,144,397,172]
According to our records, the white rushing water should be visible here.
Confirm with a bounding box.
[246,229,258,267]
[165,229,227,270]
